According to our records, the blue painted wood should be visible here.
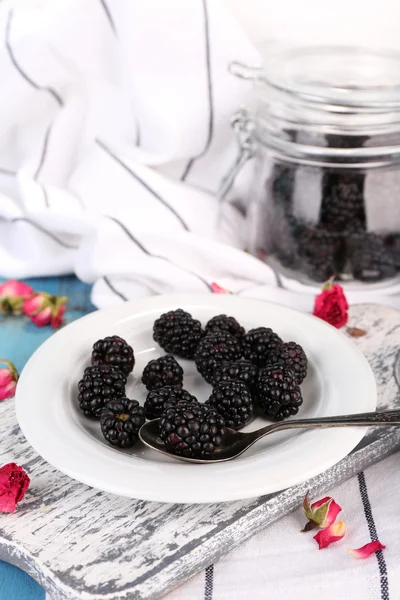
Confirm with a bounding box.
[0,276,95,600]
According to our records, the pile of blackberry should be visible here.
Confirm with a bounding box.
[76,309,308,458]
[266,134,400,282]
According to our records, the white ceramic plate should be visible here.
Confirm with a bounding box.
[16,294,377,504]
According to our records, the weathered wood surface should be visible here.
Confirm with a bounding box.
[0,301,399,600]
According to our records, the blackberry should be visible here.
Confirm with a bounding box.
[153,309,203,359]
[208,381,253,430]
[256,365,303,421]
[205,314,245,341]
[264,342,308,385]
[159,401,225,459]
[144,385,197,420]
[384,233,400,269]
[100,398,145,448]
[77,365,126,418]
[320,171,366,232]
[91,335,135,376]
[349,233,396,282]
[213,359,258,392]
[242,327,283,368]
[142,355,183,391]
[195,332,242,384]
[294,224,345,282]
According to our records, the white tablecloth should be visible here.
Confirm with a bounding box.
[163,453,398,600]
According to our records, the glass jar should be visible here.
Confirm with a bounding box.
[232,46,400,286]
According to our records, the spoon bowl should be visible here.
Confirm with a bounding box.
[139,409,400,464]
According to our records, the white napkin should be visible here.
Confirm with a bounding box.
[0,0,399,313]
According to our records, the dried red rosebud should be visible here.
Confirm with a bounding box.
[0,463,30,513]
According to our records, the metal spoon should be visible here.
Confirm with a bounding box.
[139,409,400,464]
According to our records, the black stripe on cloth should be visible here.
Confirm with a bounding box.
[0,167,16,176]
[358,471,389,600]
[103,276,128,301]
[5,10,63,107]
[35,125,52,180]
[97,139,190,231]
[273,268,284,289]
[106,215,149,254]
[181,0,213,181]
[98,0,117,36]
[0,216,78,249]
[41,185,50,208]
[204,564,214,600]
[105,215,211,291]
[136,122,141,147]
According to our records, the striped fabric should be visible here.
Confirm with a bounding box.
[161,453,399,600]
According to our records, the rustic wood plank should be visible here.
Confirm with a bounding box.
[0,302,399,600]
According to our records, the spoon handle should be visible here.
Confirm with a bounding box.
[248,409,400,442]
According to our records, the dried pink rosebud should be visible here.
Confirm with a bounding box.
[313,279,349,329]
[0,462,30,513]
[23,292,68,329]
[211,282,232,294]
[0,279,34,315]
[302,491,342,531]
[313,521,346,549]
[0,359,18,401]
[348,540,386,559]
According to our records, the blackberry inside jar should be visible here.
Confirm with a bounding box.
[238,46,400,284]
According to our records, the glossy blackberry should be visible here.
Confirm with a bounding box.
[153,309,203,359]
[208,381,253,430]
[205,314,245,341]
[195,332,242,384]
[256,365,303,421]
[91,335,135,376]
[383,233,400,269]
[144,386,197,420]
[294,224,345,282]
[77,365,126,418]
[141,355,183,391]
[320,171,366,232]
[159,401,225,459]
[264,342,308,385]
[100,398,145,448]
[242,327,283,368]
[349,233,396,282]
[213,359,258,392]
